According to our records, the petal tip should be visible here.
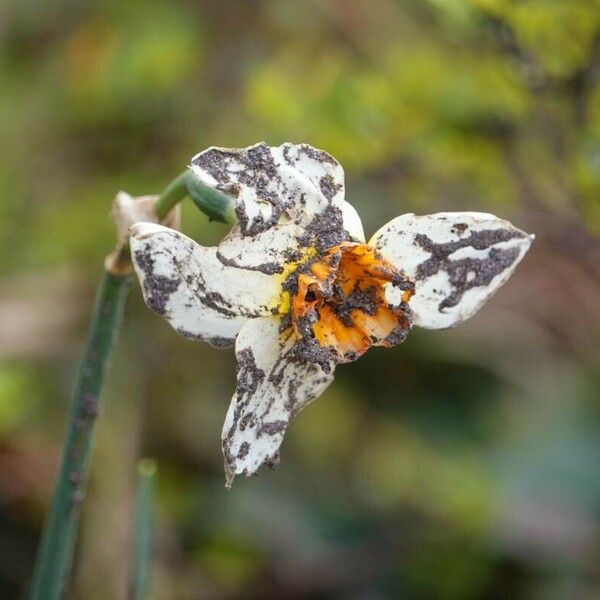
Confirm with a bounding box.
[520,230,535,251]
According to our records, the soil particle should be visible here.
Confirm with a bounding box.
[175,328,235,348]
[282,144,294,166]
[440,248,521,310]
[239,412,255,431]
[415,228,524,311]
[282,274,299,297]
[384,312,413,346]
[200,291,238,317]
[298,205,350,253]
[333,285,379,326]
[319,175,342,201]
[298,144,338,166]
[278,312,293,333]
[216,250,284,275]
[207,336,235,348]
[237,442,250,459]
[292,337,335,372]
[192,148,234,184]
[134,247,180,315]
[235,201,283,238]
[235,348,265,400]
[257,420,287,437]
[266,452,281,469]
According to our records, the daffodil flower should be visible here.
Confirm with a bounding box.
[129,143,533,486]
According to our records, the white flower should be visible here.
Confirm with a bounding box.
[129,142,534,486]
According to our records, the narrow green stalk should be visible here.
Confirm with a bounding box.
[154,170,237,225]
[28,272,131,600]
[185,173,237,224]
[131,459,157,600]
[153,171,190,220]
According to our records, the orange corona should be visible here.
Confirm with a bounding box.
[289,243,414,363]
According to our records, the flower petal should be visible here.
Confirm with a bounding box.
[222,316,335,485]
[190,142,364,273]
[130,223,280,346]
[370,212,534,329]
[337,198,366,243]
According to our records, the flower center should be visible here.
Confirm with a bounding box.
[286,243,415,364]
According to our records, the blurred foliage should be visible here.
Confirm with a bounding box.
[0,0,599,598]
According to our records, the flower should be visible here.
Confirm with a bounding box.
[129,142,534,486]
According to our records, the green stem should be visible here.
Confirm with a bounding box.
[131,459,157,600]
[153,171,190,220]
[154,170,237,225]
[29,168,233,598]
[28,271,131,600]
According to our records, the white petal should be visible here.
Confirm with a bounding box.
[190,142,364,272]
[337,198,366,243]
[370,212,534,329]
[222,316,335,485]
[130,223,281,346]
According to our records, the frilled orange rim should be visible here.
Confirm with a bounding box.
[278,243,415,364]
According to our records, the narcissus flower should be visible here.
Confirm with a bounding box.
[130,143,533,486]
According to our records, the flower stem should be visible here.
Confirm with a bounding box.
[153,171,190,220]
[28,271,131,600]
[130,459,157,600]
[154,170,237,225]
[29,168,233,598]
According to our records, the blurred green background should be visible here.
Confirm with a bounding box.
[1,0,599,598]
